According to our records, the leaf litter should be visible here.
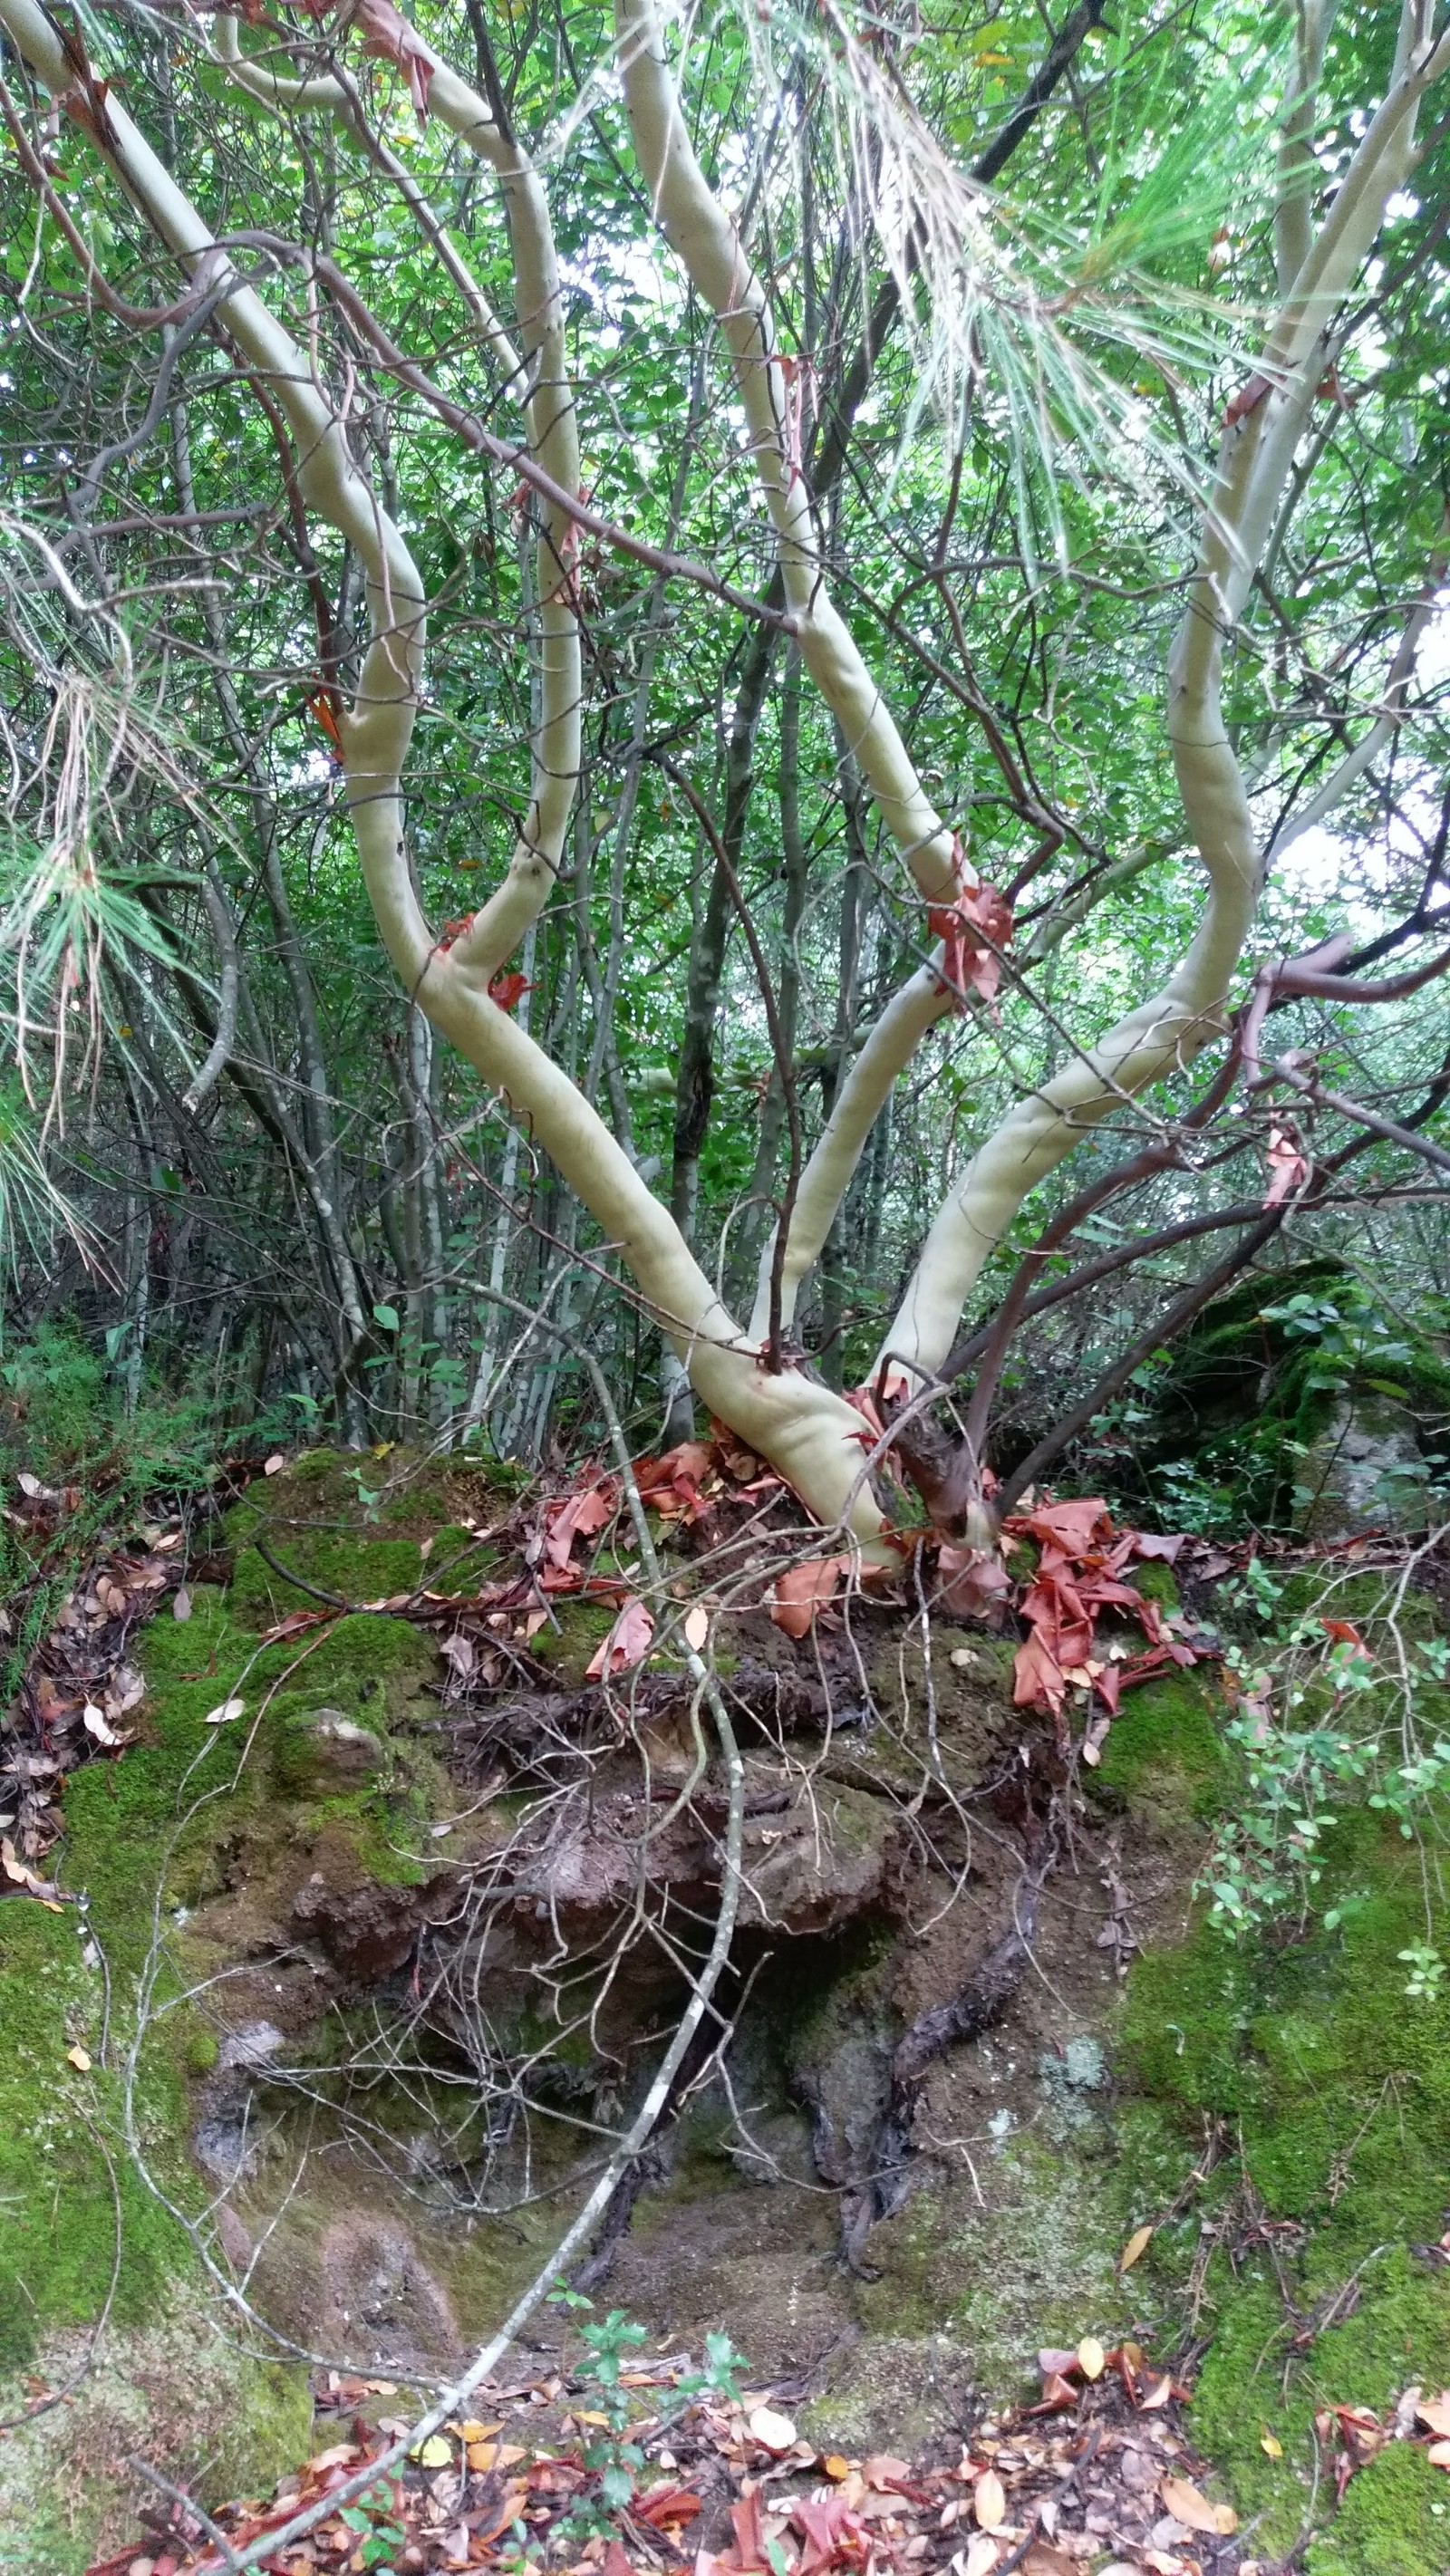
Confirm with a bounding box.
[77,2330,1304,2576]
[11,1457,1443,2576]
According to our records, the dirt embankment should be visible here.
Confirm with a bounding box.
[3,1450,1449,2575]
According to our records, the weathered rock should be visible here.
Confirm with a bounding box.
[194,2018,289,2183]
[290,1867,424,1980]
[1302,1392,1432,1536]
[317,2215,461,2370]
[510,1767,907,1942]
[289,1706,386,1790]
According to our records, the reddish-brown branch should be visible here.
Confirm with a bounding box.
[304,252,800,634]
[0,71,208,326]
[652,753,803,1370]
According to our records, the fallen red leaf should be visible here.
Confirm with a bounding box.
[936,1543,1012,1620]
[769,1555,849,1638]
[586,1594,655,1679]
[634,2484,703,2527]
[1321,1617,1367,1650]
[259,1607,333,1645]
[1013,1497,1112,1555]
[634,1442,718,1520]
[793,2491,873,2575]
[730,2489,772,2571]
[543,1475,618,1570]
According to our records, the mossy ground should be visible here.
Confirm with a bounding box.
[0,1452,498,2565]
[5,1463,1449,2574]
[1110,1637,1450,2571]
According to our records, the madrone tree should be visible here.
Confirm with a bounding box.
[1,0,1448,1552]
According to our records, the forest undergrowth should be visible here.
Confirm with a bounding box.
[3,1356,1450,2576]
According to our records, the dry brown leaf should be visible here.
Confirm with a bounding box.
[1119,2224,1154,2272]
[960,2536,1000,2576]
[1,1837,43,1892]
[1160,2475,1235,2535]
[1076,2336,1106,2381]
[1426,2439,1450,2467]
[768,1555,848,1638]
[65,2043,92,2071]
[822,2455,852,2482]
[748,2405,797,2452]
[1416,2394,1450,2438]
[973,2468,1006,2531]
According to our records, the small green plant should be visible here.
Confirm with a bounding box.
[346,1465,385,1522]
[1200,1614,1450,1944]
[337,2478,408,2571]
[1219,1555,1287,1626]
[1397,1942,1445,2002]
[545,2284,748,2539]
[546,2283,649,2534]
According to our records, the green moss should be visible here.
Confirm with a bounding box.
[0,2323,313,2576]
[1305,2438,1450,2576]
[0,1452,526,2558]
[421,1524,498,1593]
[529,1597,616,1683]
[1274,1565,1441,1640]
[228,1534,423,1622]
[1132,1560,1182,1613]
[0,1904,193,2370]
[1094,1667,1229,1816]
[1118,1775,1450,2563]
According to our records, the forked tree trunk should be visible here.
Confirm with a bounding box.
[4,0,1445,1550]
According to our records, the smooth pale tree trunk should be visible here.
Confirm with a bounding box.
[6,0,1444,1552]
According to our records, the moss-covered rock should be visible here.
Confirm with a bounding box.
[0,1504,483,2562]
[1132,1259,1450,1533]
[1120,1796,1450,2562]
